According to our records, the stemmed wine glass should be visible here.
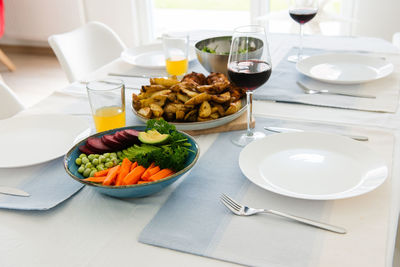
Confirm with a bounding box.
[287,0,318,62]
[227,25,272,147]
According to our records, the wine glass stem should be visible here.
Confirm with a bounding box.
[246,90,253,137]
[298,24,304,60]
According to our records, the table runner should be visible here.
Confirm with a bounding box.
[139,116,397,267]
[253,47,400,113]
[0,157,83,210]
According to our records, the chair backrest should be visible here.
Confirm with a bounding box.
[0,80,24,119]
[392,32,400,49]
[48,21,126,82]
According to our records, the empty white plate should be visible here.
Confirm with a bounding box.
[121,43,197,69]
[0,114,91,168]
[296,53,394,84]
[239,132,388,200]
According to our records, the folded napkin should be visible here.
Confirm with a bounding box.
[0,157,83,210]
[139,116,396,267]
[253,47,400,113]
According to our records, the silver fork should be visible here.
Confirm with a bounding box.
[297,81,376,99]
[220,194,346,234]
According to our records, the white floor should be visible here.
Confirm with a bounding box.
[1,51,68,108]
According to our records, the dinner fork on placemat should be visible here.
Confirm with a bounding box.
[220,194,346,234]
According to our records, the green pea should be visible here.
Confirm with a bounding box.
[117,151,122,157]
[78,166,85,173]
[75,158,82,165]
[83,168,91,177]
[81,157,89,164]
[88,154,95,160]
[79,154,87,159]
[98,155,105,163]
[103,153,110,158]
[89,170,96,177]
[85,162,92,169]
[97,165,104,171]
[92,159,99,166]
[105,161,113,168]
[94,154,100,158]
[110,152,117,158]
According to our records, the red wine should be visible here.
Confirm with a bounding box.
[227,60,272,91]
[289,8,317,24]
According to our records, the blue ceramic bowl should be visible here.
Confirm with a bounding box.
[64,126,199,198]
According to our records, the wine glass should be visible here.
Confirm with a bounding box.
[227,25,272,147]
[287,0,318,63]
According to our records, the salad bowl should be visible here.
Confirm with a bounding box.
[64,125,199,198]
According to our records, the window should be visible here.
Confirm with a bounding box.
[152,0,268,38]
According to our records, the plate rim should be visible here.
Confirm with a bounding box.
[121,43,197,69]
[131,98,247,130]
[239,131,388,200]
[0,114,91,168]
[296,52,394,84]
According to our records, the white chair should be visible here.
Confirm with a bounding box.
[392,32,400,49]
[0,81,24,119]
[48,21,126,82]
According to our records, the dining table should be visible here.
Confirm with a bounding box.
[1,31,400,267]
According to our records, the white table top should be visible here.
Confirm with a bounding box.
[1,33,400,267]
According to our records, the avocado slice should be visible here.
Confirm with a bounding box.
[138,130,170,145]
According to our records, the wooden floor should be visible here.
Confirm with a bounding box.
[0,50,68,108]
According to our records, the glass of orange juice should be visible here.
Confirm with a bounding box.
[86,79,126,132]
[162,32,189,76]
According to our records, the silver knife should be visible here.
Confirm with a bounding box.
[0,186,30,197]
[264,126,369,141]
[108,73,157,79]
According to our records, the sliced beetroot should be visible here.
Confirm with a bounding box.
[123,129,140,138]
[122,129,140,144]
[114,131,130,142]
[79,145,98,155]
[101,134,123,149]
[86,137,112,153]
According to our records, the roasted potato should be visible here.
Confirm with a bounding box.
[199,101,211,118]
[150,77,179,87]
[185,92,211,105]
[133,72,244,122]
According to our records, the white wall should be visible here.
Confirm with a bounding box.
[351,0,400,41]
[2,0,85,46]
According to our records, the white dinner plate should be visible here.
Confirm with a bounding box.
[131,99,247,131]
[239,132,388,200]
[0,114,91,168]
[121,43,197,69]
[296,53,394,84]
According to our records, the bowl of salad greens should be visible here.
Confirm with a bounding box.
[64,119,199,198]
[195,36,263,75]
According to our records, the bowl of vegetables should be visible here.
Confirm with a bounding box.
[64,119,199,198]
[195,36,264,75]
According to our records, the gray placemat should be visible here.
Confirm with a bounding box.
[0,157,83,210]
[253,47,400,113]
[139,116,329,266]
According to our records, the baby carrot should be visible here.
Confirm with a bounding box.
[130,161,138,172]
[115,158,132,186]
[148,169,174,182]
[82,176,107,183]
[94,169,109,177]
[102,165,120,186]
[141,162,155,180]
[123,165,146,185]
[138,181,150,184]
[141,166,160,181]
